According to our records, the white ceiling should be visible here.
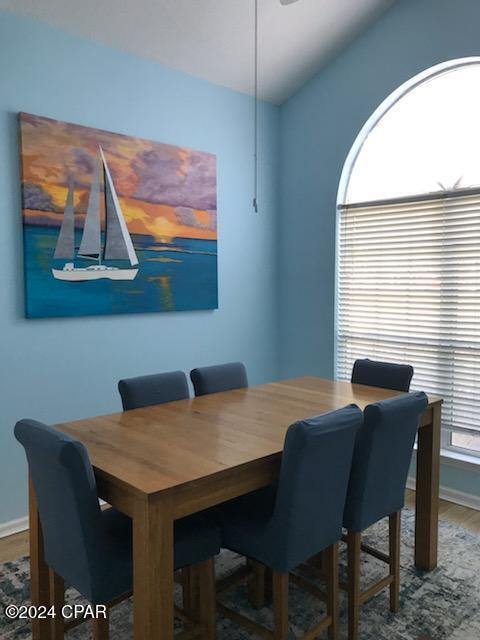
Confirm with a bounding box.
[0,0,394,103]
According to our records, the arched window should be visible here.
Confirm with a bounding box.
[336,59,480,455]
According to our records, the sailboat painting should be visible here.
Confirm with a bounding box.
[19,113,217,318]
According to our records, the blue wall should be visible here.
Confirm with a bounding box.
[0,11,280,524]
[279,0,480,495]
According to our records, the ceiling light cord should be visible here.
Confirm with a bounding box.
[253,0,259,213]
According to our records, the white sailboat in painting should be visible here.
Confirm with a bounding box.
[52,147,139,281]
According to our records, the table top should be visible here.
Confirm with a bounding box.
[55,376,442,497]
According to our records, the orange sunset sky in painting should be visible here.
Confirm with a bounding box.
[19,113,217,241]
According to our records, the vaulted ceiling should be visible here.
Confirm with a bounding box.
[0,0,395,103]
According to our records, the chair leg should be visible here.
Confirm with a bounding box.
[49,569,64,640]
[272,571,289,640]
[323,543,339,640]
[197,558,216,640]
[347,531,361,640]
[247,560,266,609]
[389,511,401,613]
[92,609,109,640]
[183,566,199,623]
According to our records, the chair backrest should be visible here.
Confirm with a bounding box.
[343,391,428,532]
[118,370,189,410]
[190,362,248,396]
[14,419,110,602]
[351,358,413,392]
[270,405,362,571]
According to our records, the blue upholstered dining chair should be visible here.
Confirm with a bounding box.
[215,405,363,640]
[118,369,195,613]
[189,360,269,610]
[117,370,193,611]
[342,392,428,640]
[190,362,248,397]
[15,419,221,640]
[351,358,414,392]
[118,370,189,410]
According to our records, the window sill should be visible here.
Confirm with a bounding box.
[440,447,480,471]
[413,446,480,471]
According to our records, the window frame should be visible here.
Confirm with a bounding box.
[335,57,480,459]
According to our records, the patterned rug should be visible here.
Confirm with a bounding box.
[1,508,479,639]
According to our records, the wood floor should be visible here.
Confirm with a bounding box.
[0,491,478,565]
[0,528,29,564]
[404,489,480,533]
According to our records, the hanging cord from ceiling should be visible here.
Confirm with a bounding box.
[253,0,259,213]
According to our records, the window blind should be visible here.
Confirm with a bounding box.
[336,188,480,435]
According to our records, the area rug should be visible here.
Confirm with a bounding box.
[1,508,479,639]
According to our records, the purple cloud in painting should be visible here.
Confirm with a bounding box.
[133,146,216,210]
[71,147,95,175]
[22,183,59,211]
[175,207,216,231]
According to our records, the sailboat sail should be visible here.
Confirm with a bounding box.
[103,171,131,261]
[78,157,101,258]
[100,147,139,267]
[53,177,75,259]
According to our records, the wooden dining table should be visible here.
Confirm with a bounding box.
[28,376,442,640]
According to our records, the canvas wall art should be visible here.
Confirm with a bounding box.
[19,113,217,318]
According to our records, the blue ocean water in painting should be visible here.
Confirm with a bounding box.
[24,225,218,318]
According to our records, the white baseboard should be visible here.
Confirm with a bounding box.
[406,478,480,511]
[0,516,28,539]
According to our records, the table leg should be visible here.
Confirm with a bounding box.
[415,404,441,571]
[133,495,174,640]
[29,475,51,640]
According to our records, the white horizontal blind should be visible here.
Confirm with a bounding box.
[336,188,480,434]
